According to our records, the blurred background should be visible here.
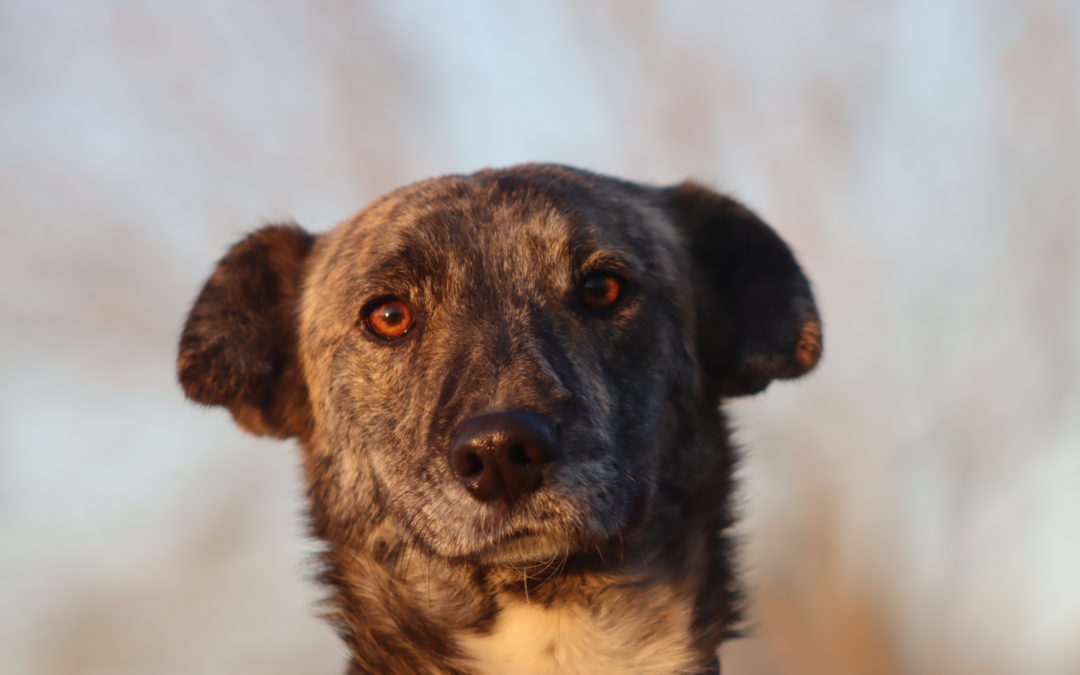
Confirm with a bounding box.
[2,1,1078,673]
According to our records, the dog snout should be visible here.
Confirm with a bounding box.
[449,410,556,506]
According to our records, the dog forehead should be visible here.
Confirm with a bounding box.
[323,169,670,287]
[383,183,576,273]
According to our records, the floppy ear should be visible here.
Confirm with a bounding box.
[665,182,822,396]
[177,224,315,438]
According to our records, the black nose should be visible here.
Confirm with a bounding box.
[450,410,556,505]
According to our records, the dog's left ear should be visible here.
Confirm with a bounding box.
[664,182,822,396]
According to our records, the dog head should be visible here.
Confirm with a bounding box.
[178,164,821,566]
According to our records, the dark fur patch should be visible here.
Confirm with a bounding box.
[665,181,822,395]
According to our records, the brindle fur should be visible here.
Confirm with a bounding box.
[177,164,821,674]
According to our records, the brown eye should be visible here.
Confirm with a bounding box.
[365,298,413,339]
[579,272,622,310]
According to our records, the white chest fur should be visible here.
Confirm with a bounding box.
[456,597,702,675]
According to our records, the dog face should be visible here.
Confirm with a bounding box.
[178,164,821,569]
[298,170,700,564]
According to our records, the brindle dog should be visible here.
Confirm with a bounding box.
[177,164,821,674]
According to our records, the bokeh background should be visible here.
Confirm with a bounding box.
[3,2,1079,674]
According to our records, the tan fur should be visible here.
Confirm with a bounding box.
[458,591,700,675]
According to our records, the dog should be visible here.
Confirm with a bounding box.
[177,164,821,674]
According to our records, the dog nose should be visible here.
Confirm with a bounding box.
[450,411,556,505]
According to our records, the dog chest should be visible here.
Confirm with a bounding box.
[455,598,701,675]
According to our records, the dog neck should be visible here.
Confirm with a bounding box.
[453,578,709,675]
[319,505,732,674]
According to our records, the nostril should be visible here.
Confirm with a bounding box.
[508,443,530,467]
[454,449,484,478]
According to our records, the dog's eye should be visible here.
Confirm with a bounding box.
[579,272,622,310]
[364,298,413,339]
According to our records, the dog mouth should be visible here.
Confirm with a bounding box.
[399,458,652,565]
[465,529,571,565]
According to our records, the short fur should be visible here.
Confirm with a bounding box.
[177,164,821,674]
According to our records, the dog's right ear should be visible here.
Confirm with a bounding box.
[177,224,315,439]
[664,182,822,397]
